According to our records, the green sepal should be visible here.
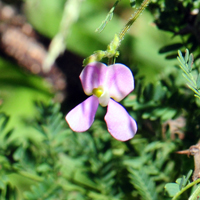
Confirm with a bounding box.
[83,50,106,66]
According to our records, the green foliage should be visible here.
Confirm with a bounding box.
[95,0,121,33]
[0,101,182,199]
[165,183,180,197]
[177,49,200,99]
[129,167,158,200]
[124,79,184,123]
[24,0,122,57]
[0,56,53,133]
[165,170,192,197]
[164,170,200,200]
[148,0,200,60]
[3,0,200,199]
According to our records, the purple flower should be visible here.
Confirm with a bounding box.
[65,62,137,141]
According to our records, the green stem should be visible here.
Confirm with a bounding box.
[108,57,113,65]
[189,184,200,200]
[118,0,151,41]
[106,0,151,65]
[172,179,200,200]
[43,0,83,72]
[85,0,151,66]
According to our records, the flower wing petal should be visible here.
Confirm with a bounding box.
[104,99,137,141]
[80,62,108,95]
[106,63,134,101]
[66,96,99,132]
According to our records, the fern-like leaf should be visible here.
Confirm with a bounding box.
[95,0,121,33]
[128,167,158,200]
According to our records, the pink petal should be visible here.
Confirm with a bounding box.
[80,62,108,96]
[66,96,99,132]
[104,99,137,141]
[106,63,134,102]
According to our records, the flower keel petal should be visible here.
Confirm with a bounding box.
[66,96,99,132]
[105,99,137,141]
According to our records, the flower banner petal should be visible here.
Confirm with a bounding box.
[80,62,108,95]
[66,96,99,132]
[104,99,137,141]
[106,63,134,102]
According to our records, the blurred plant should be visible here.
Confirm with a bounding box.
[0,101,182,199]
[164,169,200,200]
[149,0,200,59]
[43,0,83,72]
[95,0,121,33]
[177,49,200,99]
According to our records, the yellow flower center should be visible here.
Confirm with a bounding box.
[92,87,104,98]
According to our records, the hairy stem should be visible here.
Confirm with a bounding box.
[118,0,151,41]
[172,178,200,200]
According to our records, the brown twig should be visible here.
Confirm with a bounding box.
[177,141,200,181]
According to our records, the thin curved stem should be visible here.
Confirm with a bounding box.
[172,178,200,200]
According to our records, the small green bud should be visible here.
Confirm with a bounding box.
[83,51,105,66]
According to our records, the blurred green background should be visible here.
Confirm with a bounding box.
[0,0,181,126]
[1,0,199,199]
